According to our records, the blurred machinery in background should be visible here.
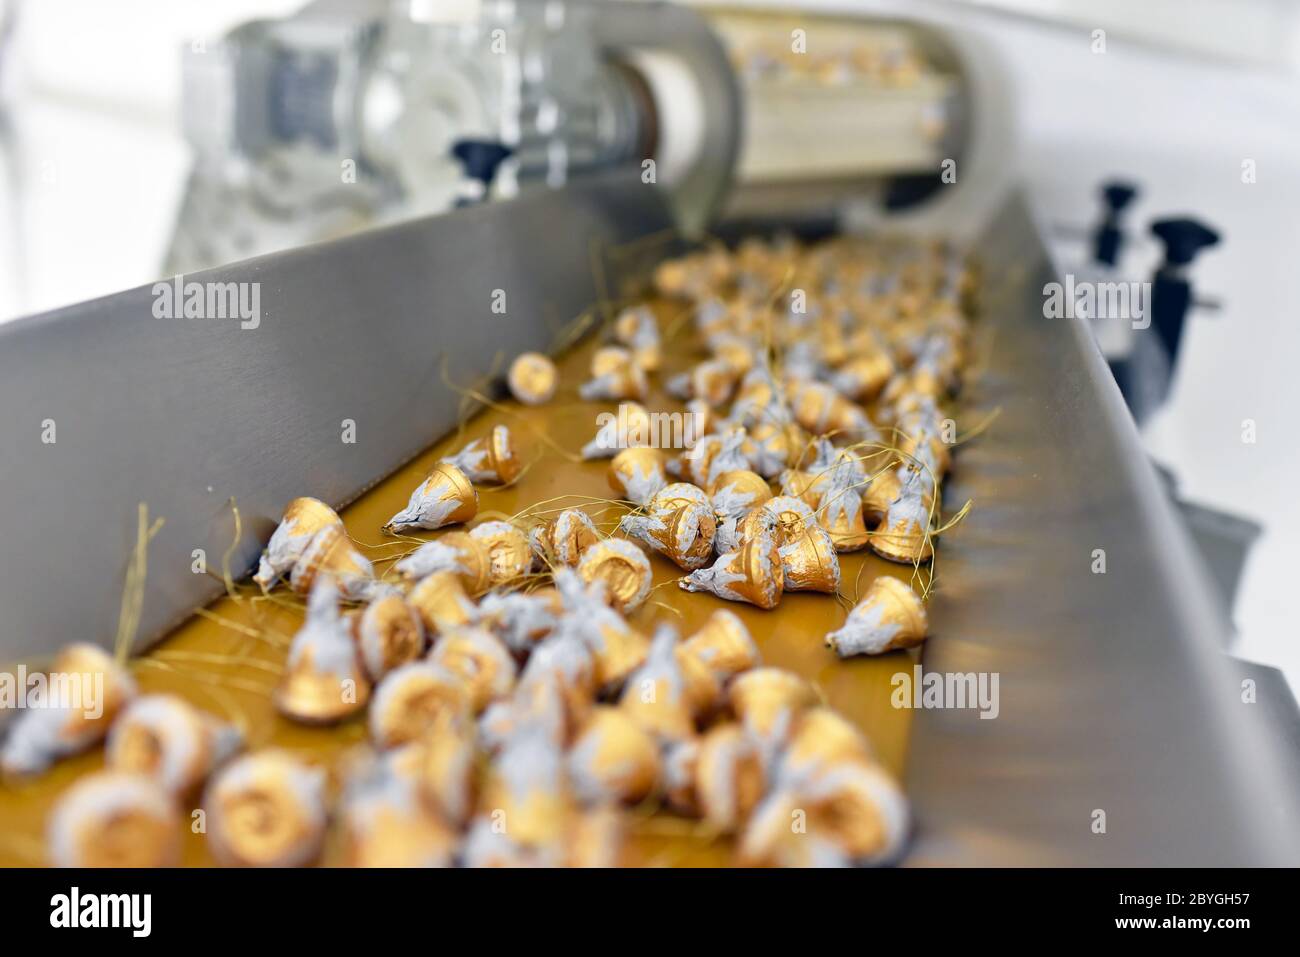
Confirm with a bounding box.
[166,0,985,272]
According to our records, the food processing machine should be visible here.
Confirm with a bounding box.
[0,0,1297,866]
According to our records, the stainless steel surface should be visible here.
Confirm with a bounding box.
[906,192,1300,865]
[0,170,672,663]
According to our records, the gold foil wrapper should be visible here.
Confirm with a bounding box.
[428,627,517,714]
[394,530,492,594]
[580,346,648,401]
[826,576,928,657]
[341,777,458,868]
[352,593,426,680]
[607,446,668,506]
[369,661,471,750]
[106,694,241,797]
[384,462,479,532]
[205,750,328,868]
[47,771,180,867]
[507,351,559,406]
[568,705,662,805]
[576,539,653,614]
[695,723,767,833]
[287,523,377,600]
[276,577,372,725]
[728,667,816,749]
[869,470,935,564]
[529,508,600,568]
[681,609,761,684]
[618,628,697,743]
[408,569,477,635]
[254,496,343,588]
[617,502,716,570]
[469,520,534,589]
[648,481,711,515]
[778,526,841,593]
[442,424,521,485]
[680,531,784,611]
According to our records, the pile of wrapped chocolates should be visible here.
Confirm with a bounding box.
[7,234,972,867]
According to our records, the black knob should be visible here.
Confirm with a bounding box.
[1092,179,1139,267]
[451,139,513,202]
[1151,217,1220,268]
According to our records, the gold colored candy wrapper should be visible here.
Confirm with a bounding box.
[781,706,874,778]
[581,401,653,459]
[469,520,534,589]
[745,419,805,478]
[276,577,372,724]
[106,694,242,797]
[408,569,477,635]
[529,508,600,568]
[441,424,521,485]
[564,805,625,868]
[703,427,753,487]
[580,345,647,401]
[394,530,492,593]
[788,379,880,444]
[817,468,870,553]
[475,589,562,655]
[666,358,737,407]
[576,538,653,614]
[428,627,517,714]
[254,496,343,588]
[826,576,928,657]
[708,468,773,520]
[352,593,426,680]
[47,771,180,868]
[0,642,136,777]
[397,710,477,826]
[613,304,662,372]
[695,723,767,833]
[779,526,841,593]
[728,667,817,750]
[507,351,559,406]
[510,635,595,744]
[617,501,716,570]
[341,774,458,868]
[670,432,722,486]
[870,470,935,563]
[829,351,895,402]
[288,522,378,600]
[568,705,662,805]
[205,750,328,868]
[369,660,470,750]
[681,609,761,684]
[680,531,784,610]
[607,446,667,506]
[619,627,697,743]
[475,726,572,851]
[384,462,479,532]
[648,481,711,515]
[762,495,817,546]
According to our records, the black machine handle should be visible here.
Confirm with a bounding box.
[1092,180,1139,267]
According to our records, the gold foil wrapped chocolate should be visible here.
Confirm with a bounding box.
[529,508,600,568]
[619,627,697,743]
[254,496,343,588]
[396,710,477,825]
[781,706,874,777]
[870,468,935,563]
[428,627,517,714]
[671,432,722,486]
[394,530,492,593]
[384,462,478,532]
[287,522,378,601]
[275,577,371,724]
[106,694,242,796]
[681,609,761,684]
[778,525,841,593]
[47,771,180,867]
[580,346,647,401]
[369,660,470,750]
[441,424,521,485]
[648,481,711,515]
[576,538,653,614]
[695,723,766,833]
[473,726,572,855]
[353,593,425,680]
[507,351,558,406]
[817,467,870,553]
[666,358,738,407]
[568,705,661,805]
[789,379,880,444]
[680,530,784,610]
[617,501,716,570]
[826,576,928,657]
[829,351,895,402]
[469,520,534,589]
[408,569,477,635]
[553,572,649,693]
[607,446,667,506]
[204,750,328,868]
[0,642,136,777]
[613,304,662,372]
[728,667,816,750]
[340,773,458,868]
[475,589,561,655]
